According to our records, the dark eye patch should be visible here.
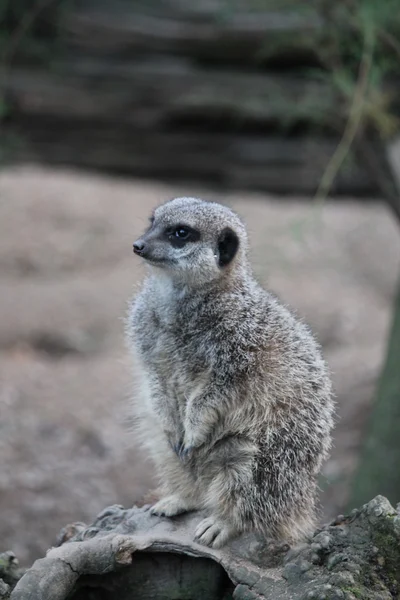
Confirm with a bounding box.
[164,225,200,248]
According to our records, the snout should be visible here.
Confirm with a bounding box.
[133,239,146,257]
[132,235,167,266]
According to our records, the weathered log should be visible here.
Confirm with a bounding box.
[2,0,400,195]
[10,496,400,600]
[1,60,375,195]
[65,1,322,65]
[4,64,336,127]
[5,118,376,195]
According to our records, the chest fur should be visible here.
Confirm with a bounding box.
[132,289,209,398]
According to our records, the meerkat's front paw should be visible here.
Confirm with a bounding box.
[181,423,207,456]
[150,494,190,518]
[194,517,234,548]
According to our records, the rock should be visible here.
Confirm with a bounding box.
[0,580,10,600]
[10,496,400,600]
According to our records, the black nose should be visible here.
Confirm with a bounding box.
[133,240,146,256]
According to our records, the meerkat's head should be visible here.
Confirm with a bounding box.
[133,197,249,285]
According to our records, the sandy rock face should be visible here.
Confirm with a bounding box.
[0,165,399,565]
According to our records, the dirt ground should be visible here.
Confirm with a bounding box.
[0,165,399,566]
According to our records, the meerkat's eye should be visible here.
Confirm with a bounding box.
[165,225,200,247]
[174,227,190,239]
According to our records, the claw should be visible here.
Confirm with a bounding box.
[167,438,183,455]
[172,439,184,456]
[170,439,193,461]
[180,446,193,460]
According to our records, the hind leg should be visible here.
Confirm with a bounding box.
[136,407,202,517]
[149,434,203,517]
[194,515,236,547]
[194,437,257,548]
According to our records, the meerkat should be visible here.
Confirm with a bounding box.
[126,196,334,549]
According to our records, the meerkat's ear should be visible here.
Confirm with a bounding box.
[217,227,239,267]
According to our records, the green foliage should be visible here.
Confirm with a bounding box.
[315,0,400,137]
[230,0,400,155]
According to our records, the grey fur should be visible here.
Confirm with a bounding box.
[126,197,334,549]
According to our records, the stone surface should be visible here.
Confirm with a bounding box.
[10,496,400,600]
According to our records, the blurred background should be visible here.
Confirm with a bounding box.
[1,0,400,567]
